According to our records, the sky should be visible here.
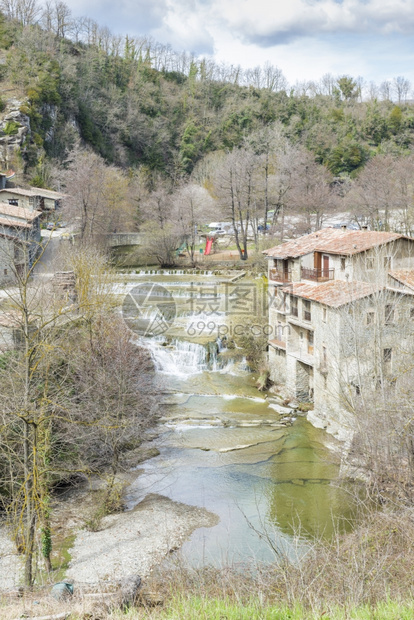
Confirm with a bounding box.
[63,0,414,87]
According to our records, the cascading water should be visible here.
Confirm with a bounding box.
[144,335,247,377]
[145,338,208,376]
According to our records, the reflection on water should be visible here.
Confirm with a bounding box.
[120,273,356,567]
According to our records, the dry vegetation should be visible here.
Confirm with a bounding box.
[2,498,414,618]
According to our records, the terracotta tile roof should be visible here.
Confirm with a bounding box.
[388,269,414,291]
[0,202,41,222]
[281,280,382,308]
[264,228,406,259]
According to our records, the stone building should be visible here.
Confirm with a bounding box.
[0,201,42,281]
[0,187,65,212]
[265,228,414,441]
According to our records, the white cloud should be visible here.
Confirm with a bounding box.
[64,0,414,50]
[151,0,215,53]
[63,0,414,84]
[214,0,414,46]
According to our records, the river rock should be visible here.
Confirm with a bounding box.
[51,581,74,601]
[219,444,257,452]
[267,402,294,415]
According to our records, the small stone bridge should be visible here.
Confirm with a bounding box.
[106,233,143,247]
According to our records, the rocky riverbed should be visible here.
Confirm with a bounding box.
[65,493,218,586]
[0,480,218,593]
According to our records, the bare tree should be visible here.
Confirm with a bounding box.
[53,0,71,37]
[0,0,40,24]
[393,76,411,105]
[346,155,396,230]
[0,238,157,586]
[379,80,392,101]
[262,62,287,92]
[214,148,259,260]
[247,122,293,233]
[287,150,335,231]
[173,183,215,266]
[140,184,181,267]
[320,73,336,96]
[57,147,134,243]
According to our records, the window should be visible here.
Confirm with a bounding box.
[340,257,346,271]
[277,323,283,341]
[383,348,392,363]
[278,292,287,313]
[384,256,392,269]
[303,299,311,321]
[28,196,35,205]
[308,330,314,355]
[323,307,327,322]
[410,307,414,319]
[8,198,18,206]
[366,311,374,325]
[3,269,7,276]
[366,257,374,270]
[291,296,298,317]
[385,305,395,325]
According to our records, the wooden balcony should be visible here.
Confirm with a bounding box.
[301,267,334,282]
[269,268,292,283]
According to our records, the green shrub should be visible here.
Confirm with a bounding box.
[3,120,19,135]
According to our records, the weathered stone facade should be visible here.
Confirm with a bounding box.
[266,228,414,442]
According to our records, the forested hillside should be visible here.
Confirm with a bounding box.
[1,3,414,263]
[1,5,414,180]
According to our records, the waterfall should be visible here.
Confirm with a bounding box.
[143,336,250,378]
[145,338,209,376]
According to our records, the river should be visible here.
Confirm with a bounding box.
[116,270,356,568]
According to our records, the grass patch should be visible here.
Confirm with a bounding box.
[52,532,75,580]
[108,596,414,619]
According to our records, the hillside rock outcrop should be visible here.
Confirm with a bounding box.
[0,98,31,168]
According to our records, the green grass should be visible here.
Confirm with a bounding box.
[111,597,414,619]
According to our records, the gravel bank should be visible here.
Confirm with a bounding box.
[0,529,23,590]
[65,493,219,586]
